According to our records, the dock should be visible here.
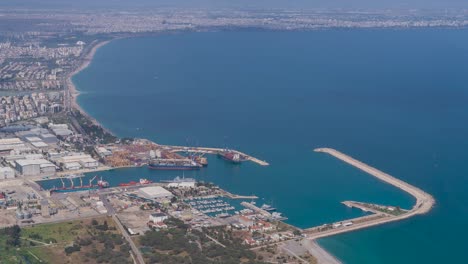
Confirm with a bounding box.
[240,201,272,217]
[221,190,258,200]
[302,148,435,239]
[164,145,270,166]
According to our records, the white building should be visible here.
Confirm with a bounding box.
[56,154,99,169]
[49,123,73,136]
[149,212,168,223]
[31,141,49,149]
[79,158,99,169]
[15,159,56,176]
[0,167,15,179]
[0,138,26,155]
[139,186,173,199]
[96,147,112,157]
[25,137,42,143]
[167,181,196,188]
[63,162,82,171]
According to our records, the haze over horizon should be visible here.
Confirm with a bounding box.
[1,0,468,10]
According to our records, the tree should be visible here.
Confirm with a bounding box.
[293,229,302,236]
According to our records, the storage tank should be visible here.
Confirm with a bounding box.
[16,210,24,219]
[24,211,32,219]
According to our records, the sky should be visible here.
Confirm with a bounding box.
[0,0,467,10]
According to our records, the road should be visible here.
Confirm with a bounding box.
[99,193,144,263]
[100,194,115,215]
[112,214,146,264]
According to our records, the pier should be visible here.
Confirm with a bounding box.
[221,190,259,200]
[240,201,272,217]
[302,148,435,239]
[164,145,270,166]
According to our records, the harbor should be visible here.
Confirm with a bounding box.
[300,148,435,240]
[165,145,270,166]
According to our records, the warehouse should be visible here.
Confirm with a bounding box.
[0,167,15,179]
[79,158,99,169]
[139,186,173,200]
[63,162,82,171]
[40,133,58,144]
[0,138,26,155]
[56,154,99,169]
[167,181,196,188]
[25,136,42,143]
[15,159,56,176]
[31,141,49,149]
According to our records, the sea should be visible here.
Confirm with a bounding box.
[43,29,468,263]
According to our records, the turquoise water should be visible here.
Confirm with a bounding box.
[68,30,468,263]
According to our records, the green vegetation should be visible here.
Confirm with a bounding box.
[139,218,267,264]
[3,217,132,264]
[72,110,117,144]
[0,225,42,264]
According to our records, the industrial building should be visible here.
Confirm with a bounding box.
[79,158,99,169]
[49,123,73,136]
[149,212,168,223]
[139,186,173,200]
[0,137,28,155]
[96,147,112,157]
[63,162,82,171]
[167,180,196,188]
[0,166,15,179]
[15,159,56,176]
[55,154,99,169]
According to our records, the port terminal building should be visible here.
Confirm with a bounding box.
[139,186,173,200]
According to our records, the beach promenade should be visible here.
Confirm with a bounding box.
[304,148,435,239]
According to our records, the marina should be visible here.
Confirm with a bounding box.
[187,197,237,216]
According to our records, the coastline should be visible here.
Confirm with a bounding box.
[66,39,113,130]
[63,35,420,264]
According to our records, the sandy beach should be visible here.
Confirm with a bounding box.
[65,39,112,128]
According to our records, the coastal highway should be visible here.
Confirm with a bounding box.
[304,148,435,239]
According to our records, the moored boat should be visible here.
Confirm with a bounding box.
[148,158,201,170]
[218,150,243,164]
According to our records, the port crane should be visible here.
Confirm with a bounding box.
[89,175,97,186]
[60,177,65,189]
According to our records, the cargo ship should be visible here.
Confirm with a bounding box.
[161,176,196,183]
[50,175,104,194]
[119,178,152,187]
[218,150,243,164]
[97,177,110,188]
[193,155,208,167]
[118,181,137,187]
[148,158,201,170]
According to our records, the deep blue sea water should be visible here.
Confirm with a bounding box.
[63,30,468,263]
